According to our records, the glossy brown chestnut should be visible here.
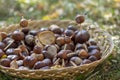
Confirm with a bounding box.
[64,29,74,37]
[81,59,92,65]
[88,49,101,59]
[42,58,52,66]
[33,61,46,69]
[57,50,68,59]
[75,43,85,50]
[64,36,71,44]
[67,25,77,31]
[12,31,24,41]
[77,49,89,59]
[0,58,11,67]
[49,25,62,34]
[75,15,85,24]
[21,28,30,34]
[88,45,100,52]
[88,56,97,62]
[75,30,90,44]
[29,30,38,36]
[23,56,37,68]
[20,17,28,27]
[33,45,42,54]
[56,36,65,46]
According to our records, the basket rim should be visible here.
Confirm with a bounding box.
[0,20,114,72]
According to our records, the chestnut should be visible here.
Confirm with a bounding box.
[61,43,74,51]
[7,55,19,60]
[0,49,5,58]
[42,58,52,66]
[67,25,77,31]
[64,36,71,44]
[2,37,13,44]
[81,59,92,65]
[44,45,57,59]
[70,57,82,65]
[88,56,97,62]
[75,15,85,24]
[20,17,28,27]
[75,30,90,44]
[1,32,7,40]
[57,50,68,59]
[6,48,15,55]
[88,49,101,59]
[23,56,37,68]
[29,30,38,36]
[16,60,23,67]
[64,29,74,37]
[88,45,100,52]
[25,34,34,46]
[75,43,85,50]
[12,31,24,41]
[76,49,89,59]
[0,58,11,67]
[87,39,97,46]
[49,25,62,34]
[33,61,45,69]
[21,28,30,34]
[31,53,44,61]
[33,45,42,54]
[56,36,65,46]
[0,42,6,50]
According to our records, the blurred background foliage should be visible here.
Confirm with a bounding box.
[0,0,120,80]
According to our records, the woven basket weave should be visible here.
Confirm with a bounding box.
[0,20,114,79]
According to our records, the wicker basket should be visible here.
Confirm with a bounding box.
[0,20,114,79]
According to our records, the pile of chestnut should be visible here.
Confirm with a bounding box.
[0,15,101,70]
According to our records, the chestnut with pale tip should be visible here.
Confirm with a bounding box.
[20,17,28,27]
[31,53,44,61]
[75,15,85,24]
[49,24,62,34]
